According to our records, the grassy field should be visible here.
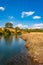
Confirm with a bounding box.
[21,32,43,64]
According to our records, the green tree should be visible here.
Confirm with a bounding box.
[15,27,21,35]
[5,22,13,28]
[15,27,20,30]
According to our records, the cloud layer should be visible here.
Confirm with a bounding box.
[32,23,43,29]
[16,24,28,29]
[15,23,43,29]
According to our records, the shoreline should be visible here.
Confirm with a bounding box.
[20,32,43,64]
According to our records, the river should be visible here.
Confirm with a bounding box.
[0,35,39,65]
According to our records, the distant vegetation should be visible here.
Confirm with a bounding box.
[23,28,43,33]
[0,22,43,36]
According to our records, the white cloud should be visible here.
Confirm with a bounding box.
[16,24,28,29]
[16,24,22,28]
[15,23,43,29]
[32,23,43,29]
[9,21,14,24]
[9,16,14,19]
[33,16,41,19]
[21,11,35,18]
[0,7,5,11]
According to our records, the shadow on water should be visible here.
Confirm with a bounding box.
[0,35,41,65]
[3,35,13,45]
[0,35,3,40]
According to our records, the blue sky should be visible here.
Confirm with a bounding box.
[0,0,43,28]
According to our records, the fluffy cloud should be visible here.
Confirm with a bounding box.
[15,23,43,29]
[32,23,43,29]
[0,7,5,11]
[9,16,14,19]
[33,16,41,19]
[21,11,35,18]
[16,24,28,29]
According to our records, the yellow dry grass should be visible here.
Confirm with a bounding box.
[21,32,43,63]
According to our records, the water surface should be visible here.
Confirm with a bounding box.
[0,35,28,65]
[0,35,39,65]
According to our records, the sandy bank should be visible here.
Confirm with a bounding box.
[21,32,43,64]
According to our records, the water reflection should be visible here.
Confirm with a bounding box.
[4,35,13,45]
[0,35,2,40]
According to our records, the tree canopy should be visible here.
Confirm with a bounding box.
[5,22,13,28]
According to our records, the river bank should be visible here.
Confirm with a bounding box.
[20,32,43,64]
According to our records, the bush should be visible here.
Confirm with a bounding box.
[4,29,11,36]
